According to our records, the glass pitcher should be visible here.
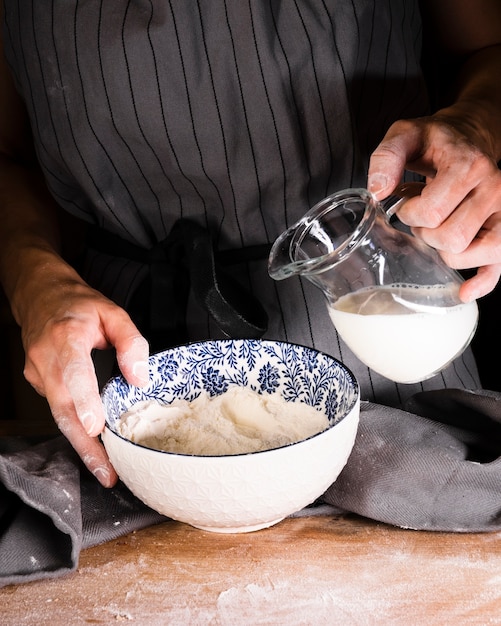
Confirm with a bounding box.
[268,184,479,383]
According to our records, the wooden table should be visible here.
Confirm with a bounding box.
[2,511,500,625]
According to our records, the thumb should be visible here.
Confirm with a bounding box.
[116,333,151,387]
[103,311,151,386]
[367,122,420,200]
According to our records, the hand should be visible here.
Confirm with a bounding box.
[20,274,150,487]
[367,112,501,302]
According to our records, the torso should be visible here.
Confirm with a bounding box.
[2,0,481,405]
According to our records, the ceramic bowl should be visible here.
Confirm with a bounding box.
[101,339,360,533]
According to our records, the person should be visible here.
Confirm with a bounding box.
[0,0,500,489]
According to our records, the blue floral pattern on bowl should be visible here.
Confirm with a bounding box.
[102,339,359,432]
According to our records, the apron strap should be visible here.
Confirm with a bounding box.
[87,220,269,349]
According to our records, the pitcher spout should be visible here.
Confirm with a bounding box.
[268,188,376,281]
[268,224,317,280]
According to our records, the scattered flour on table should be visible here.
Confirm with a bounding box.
[117,387,329,455]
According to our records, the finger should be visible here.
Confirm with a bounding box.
[57,347,107,437]
[439,211,501,265]
[410,185,498,253]
[400,166,499,235]
[458,265,501,302]
[23,341,100,431]
[437,219,501,301]
[51,398,118,487]
[55,309,147,433]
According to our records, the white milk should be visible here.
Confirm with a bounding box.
[328,284,478,383]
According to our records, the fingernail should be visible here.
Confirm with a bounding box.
[133,360,150,385]
[81,411,97,435]
[93,465,111,485]
[368,173,388,196]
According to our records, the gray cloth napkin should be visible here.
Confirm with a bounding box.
[1,388,500,588]
[0,436,166,588]
[324,388,501,531]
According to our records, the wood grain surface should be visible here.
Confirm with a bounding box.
[2,513,500,625]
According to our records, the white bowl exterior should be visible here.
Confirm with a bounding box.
[102,399,359,531]
[101,339,360,532]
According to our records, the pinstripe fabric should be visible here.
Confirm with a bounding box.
[2,0,481,405]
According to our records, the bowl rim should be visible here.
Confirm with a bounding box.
[101,338,360,459]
